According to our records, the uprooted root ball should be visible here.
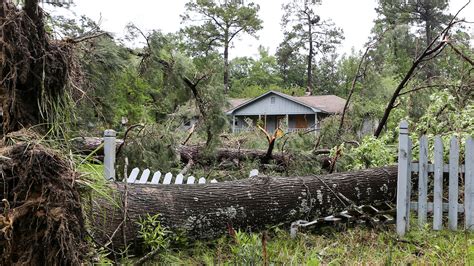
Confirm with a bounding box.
[0,143,87,265]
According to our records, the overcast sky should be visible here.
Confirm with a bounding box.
[45,0,473,59]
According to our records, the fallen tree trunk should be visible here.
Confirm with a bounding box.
[70,138,291,166]
[70,137,291,165]
[178,145,291,166]
[91,165,397,250]
[70,136,124,155]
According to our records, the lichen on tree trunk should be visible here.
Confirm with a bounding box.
[91,166,397,249]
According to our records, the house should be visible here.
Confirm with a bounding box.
[226,90,346,133]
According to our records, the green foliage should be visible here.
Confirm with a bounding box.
[113,67,153,123]
[229,84,305,99]
[229,230,262,263]
[181,0,263,92]
[74,36,133,129]
[275,35,307,88]
[413,90,474,137]
[317,116,343,148]
[340,135,397,170]
[230,46,283,93]
[116,124,183,178]
[137,214,170,251]
[181,0,263,56]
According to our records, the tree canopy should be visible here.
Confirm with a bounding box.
[181,0,263,94]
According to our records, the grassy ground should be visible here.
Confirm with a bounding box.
[140,225,473,265]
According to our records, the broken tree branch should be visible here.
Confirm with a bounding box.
[398,83,457,97]
[447,42,474,66]
[373,2,469,137]
[337,45,371,137]
[69,31,111,43]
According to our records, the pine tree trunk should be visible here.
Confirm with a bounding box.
[307,18,313,95]
[223,33,230,94]
[91,166,397,249]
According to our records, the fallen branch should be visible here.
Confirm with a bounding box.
[179,159,194,175]
[70,31,111,43]
[133,248,160,266]
[178,145,291,167]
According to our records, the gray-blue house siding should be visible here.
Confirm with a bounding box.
[227,91,346,133]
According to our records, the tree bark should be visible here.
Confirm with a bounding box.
[178,145,290,167]
[91,166,397,250]
[223,29,230,94]
[306,13,313,95]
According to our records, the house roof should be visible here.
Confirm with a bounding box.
[295,95,346,114]
[226,90,346,115]
[227,98,249,110]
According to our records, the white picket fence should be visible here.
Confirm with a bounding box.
[396,121,474,236]
[126,168,218,185]
[103,130,259,185]
[124,168,259,185]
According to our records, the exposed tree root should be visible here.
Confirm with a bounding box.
[0,141,88,265]
[0,0,79,135]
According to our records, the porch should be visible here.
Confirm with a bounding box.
[231,114,319,134]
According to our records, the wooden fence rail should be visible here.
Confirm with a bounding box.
[396,121,474,236]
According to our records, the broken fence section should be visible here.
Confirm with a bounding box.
[396,120,474,236]
[103,129,259,185]
[126,168,218,185]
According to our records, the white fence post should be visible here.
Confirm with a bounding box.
[465,137,473,231]
[448,136,459,230]
[397,121,411,236]
[418,135,428,226]
[104,129,116,181]
[433,136,444,230]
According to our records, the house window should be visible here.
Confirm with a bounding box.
[271,97,276,104]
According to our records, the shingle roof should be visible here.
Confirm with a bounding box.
[293,95,346,114]
[227,98,249,111]
[227,91,346,114]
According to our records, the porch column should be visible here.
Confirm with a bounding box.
[314,113,318,134]
[285,114,289,132]
[232,115,235,133]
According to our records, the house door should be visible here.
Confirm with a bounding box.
[295,115,308,128]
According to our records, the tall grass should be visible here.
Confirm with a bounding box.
[136,225,473,265]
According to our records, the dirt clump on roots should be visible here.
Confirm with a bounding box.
[0,141,88,265]
[0,0,80,135]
